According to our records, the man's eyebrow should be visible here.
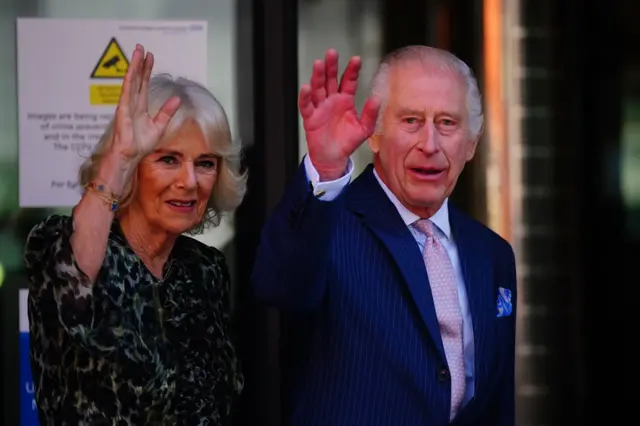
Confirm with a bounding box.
[394,108,463,120]
[395,108,425,116]
[436,111,463,120]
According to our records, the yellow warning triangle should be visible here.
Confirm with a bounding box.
[90,37,129,79]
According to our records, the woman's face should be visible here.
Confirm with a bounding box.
[131,119,219,235]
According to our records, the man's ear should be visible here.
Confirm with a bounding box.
[368,133,380,154]
[465,125,483,161]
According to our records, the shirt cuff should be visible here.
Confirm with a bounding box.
[303,154,353,201]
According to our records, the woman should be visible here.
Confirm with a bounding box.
[24,44,246,425]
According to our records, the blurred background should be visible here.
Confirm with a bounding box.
[1,0,638,425]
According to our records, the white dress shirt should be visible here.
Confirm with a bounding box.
[304,155,476,405]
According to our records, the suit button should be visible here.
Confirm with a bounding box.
[289,204,304,227]
[438,367,449,382]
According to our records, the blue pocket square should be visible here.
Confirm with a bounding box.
[496,287,512,317]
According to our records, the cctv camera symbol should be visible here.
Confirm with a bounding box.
[102,55,126,73]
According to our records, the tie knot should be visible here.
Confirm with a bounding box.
[414,219,436,237]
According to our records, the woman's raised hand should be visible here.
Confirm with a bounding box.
[111,44,181,162]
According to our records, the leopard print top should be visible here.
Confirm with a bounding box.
[24,214,244,425]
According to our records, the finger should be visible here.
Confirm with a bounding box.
[131,44,145,99]
[153,96,181,131]
[310,59,327,106]
[298,85,315,119]
[338,56,362,96]
[119,45,143,110]
[324,49,339,96]
[358,96,381,136]
[137,51,154,113]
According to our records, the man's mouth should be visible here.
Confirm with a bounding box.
[410,167,444,176]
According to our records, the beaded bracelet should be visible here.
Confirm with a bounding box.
[85,182,119,212]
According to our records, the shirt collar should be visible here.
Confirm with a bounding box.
[372,168,451,239]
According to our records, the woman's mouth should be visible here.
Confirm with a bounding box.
[166,199,197,212]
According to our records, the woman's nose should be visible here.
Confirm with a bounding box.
[177,163,198,189]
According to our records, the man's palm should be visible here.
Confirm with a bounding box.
[304,94,373,162]
[299,49,380,178]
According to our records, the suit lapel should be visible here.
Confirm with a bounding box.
[347,167,446,361]
[346,167,497,403]
[449,206,495,394]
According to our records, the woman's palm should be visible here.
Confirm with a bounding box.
[112,45,180,160]
[124,107,164,153]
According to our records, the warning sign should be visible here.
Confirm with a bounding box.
[17,17,207,208]
[89,84,122,105]
[90,37,129,79]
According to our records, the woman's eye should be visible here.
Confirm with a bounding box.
[197,160,217,169]
[159,156,177,164]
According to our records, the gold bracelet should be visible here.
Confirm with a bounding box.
[85,182,119,212]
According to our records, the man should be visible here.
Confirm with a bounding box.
[252,45,516,426]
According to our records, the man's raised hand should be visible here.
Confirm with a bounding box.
[299,49,380,181]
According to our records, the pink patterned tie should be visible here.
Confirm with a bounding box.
[414,219,465,420]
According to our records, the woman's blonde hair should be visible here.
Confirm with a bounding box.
[78,73,247,234]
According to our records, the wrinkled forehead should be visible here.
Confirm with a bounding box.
[386,62,467,116]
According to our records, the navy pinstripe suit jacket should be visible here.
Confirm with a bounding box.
[252,163,517,426]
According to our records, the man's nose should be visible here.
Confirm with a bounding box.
[419,121,439,154]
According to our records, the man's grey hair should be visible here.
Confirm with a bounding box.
[78,73,247,234]
[370,45,484,139]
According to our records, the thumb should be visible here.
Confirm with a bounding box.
[358,96,381,137]
[153,96,181,131]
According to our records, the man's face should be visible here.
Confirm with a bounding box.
[369,62,479,218]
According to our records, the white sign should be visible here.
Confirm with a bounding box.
[17,18,208,207]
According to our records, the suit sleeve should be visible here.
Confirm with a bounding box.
[251,158,348,311]
[497,243,517,426]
